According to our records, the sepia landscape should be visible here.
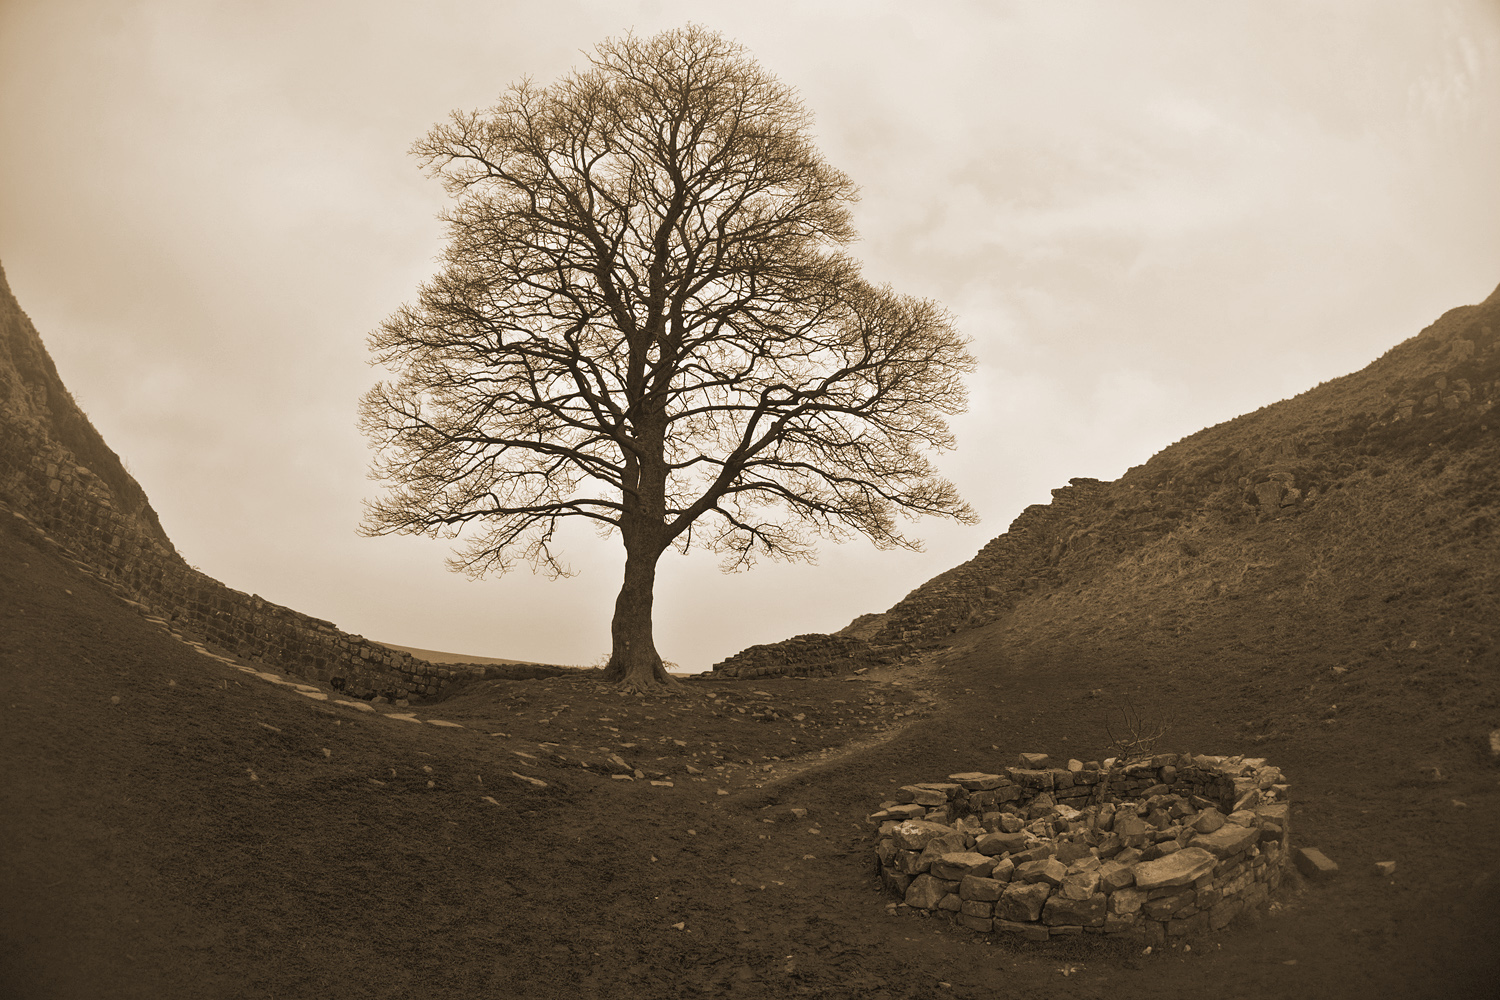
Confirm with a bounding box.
[3,5,1499,1000]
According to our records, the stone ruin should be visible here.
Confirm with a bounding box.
[869,752,1291,944]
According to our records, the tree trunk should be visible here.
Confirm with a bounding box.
[601,537,675,691]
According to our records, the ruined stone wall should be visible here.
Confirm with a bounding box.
[0,412,524,701]
[710,633,912,679]
[869,753,1291,944]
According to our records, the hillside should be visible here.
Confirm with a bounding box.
[718,284,1500,766]
[0,263,568,699]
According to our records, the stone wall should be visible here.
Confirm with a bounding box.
[0,264,566,701]
[707,478,1113,680]
[869,752,1291,944]
[709,633,913,678]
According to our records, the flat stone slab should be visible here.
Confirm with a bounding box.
[1295,847,1339,879]
[949,772,1007,790]
[1190,822,1260,858]
[1131,847,1217,890]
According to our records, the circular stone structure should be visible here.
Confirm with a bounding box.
[868,752,1291,944]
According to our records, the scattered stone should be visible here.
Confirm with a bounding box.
[1374,861,1397,877]
[1295,847,1339,879]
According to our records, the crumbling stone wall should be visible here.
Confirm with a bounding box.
[869,752,1290,944]
[710,633,912,678]
[0,399,544,702]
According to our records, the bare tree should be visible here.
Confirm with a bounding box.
[360,26,977,691]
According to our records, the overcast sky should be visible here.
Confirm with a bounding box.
[2,1,1498,670]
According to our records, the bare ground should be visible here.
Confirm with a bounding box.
[2,511,1497,999]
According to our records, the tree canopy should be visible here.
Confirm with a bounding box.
[361,25,977,689]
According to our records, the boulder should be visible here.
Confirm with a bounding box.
[1108,887,1147,915]
[1131,847,1217,890]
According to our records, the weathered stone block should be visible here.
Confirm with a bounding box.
[904,874,957,910]
[931,852,991,881]
[1143,889,1195,921]
[1294,847,1338,879]
[976,831,1029,856]
[1108,887,1147,915]
[892,820,955,852]
[995,919,1050,941]
[1043,892,1106,927]
[1099,861,1135,893]
[1190,823,1259,859]
[1060,870,1101,900]
[1015,858,1067,886]
[1133,847,1217,890]
[897,785,948,806]
[914,833,968,871]
[960,875,1005,902]
[960,899,993,918]
[1054,841,1094,864]
[950,772,1006,791]
[938,894,962,912]
[881,869,911,895]
[958,914,993,933]
[997,881,1052,922]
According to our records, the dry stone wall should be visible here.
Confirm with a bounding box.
[0,265,566,700]
[869,752,1290,944]
[710,633,912,679]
